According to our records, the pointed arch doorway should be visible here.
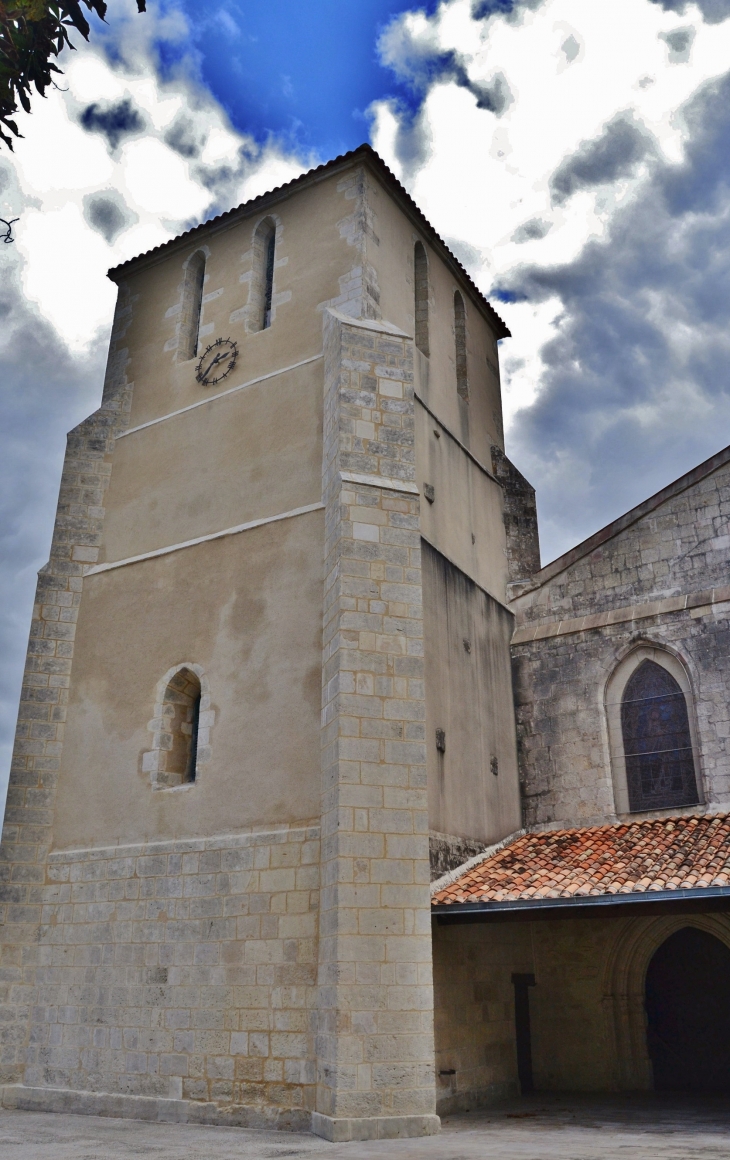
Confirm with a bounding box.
[645,926,730,1091]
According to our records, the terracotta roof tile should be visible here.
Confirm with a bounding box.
[432,815,730,906]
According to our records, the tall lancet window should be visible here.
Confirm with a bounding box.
[263,229,275,329]
[414,241,429,357]
[454,290,468,400]
[250,217,276,332]
[180,250,206,360]
[621,660,699,812]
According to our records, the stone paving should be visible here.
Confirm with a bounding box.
[1,1094,729,1159]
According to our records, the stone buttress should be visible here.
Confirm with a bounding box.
[315,309,438,1141]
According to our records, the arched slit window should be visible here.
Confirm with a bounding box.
[414,241,429,357]
[159,667,201,787]
[250,217,276,332]
[620,659,699,812]
[179,250,206,360]
[454,290,468,400]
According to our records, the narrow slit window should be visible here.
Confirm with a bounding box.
[263,230,275,330]
[620,660,699,812]
[180,250,206,360]
[250,218,276,333]
[414,241,429,357]
[159,667,201,787]
[454,290,468,400]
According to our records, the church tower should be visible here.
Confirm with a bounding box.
[0,146,528,1140]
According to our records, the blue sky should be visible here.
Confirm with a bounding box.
[152,0,439,157]
[2,0,730,804]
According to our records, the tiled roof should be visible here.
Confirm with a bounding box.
[107,144,509,339]
[432,815,730,908]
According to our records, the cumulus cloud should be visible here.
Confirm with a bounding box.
[83,188,138,242]
[504,69,730,547]
[80,96,146,150]
[370,0,730,568]
[649,0,730,22]
[550,113,654,205]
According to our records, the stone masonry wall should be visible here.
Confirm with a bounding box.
[511,462,730,828]
[317,309,438,1141]
[516,459,730,623]
[490,447,540,584]
[19,825,319,1128]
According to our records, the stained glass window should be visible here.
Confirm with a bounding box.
[621,659,698,812]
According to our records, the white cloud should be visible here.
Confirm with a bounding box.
[371,0,730,429]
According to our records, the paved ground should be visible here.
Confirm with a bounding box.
[1,1093,729,1159]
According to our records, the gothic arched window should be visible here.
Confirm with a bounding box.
[620,659,699,812]
[414,241,430,357]
[179,250,206,360]
[454,290,468,401]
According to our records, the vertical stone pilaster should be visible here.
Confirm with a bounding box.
[314,309,439,1142]
[0,284,135,1083]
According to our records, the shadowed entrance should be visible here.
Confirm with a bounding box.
[645,926,730,1091]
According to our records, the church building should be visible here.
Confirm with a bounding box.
[0,144,728,1141]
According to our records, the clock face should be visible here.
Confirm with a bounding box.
[195,337,238,386]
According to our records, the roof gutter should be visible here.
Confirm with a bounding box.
[433,885,730,923]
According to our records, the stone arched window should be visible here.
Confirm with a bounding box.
[250,217,276,332]
[414,241,430,357]
[454,290,468,401]
[144,664,214,789]
[179,250,206,360]
[605,646,701,814]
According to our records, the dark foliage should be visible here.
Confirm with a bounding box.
[0,0,145,150]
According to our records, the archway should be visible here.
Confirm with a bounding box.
[645,926,730,1091]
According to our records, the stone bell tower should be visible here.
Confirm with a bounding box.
[0,145,522,1140]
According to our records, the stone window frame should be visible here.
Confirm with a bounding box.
[246,214,281,334]
[143,662,215,791]
[176,247,209,362]
[604,643,704,816]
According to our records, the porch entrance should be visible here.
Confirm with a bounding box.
[645,926,730,1091]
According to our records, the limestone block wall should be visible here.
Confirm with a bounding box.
[22,824,319,1128]
[513,607,730,827]
[432,919,526,1112]
[511,458,730,828]
[317,309,438,1140]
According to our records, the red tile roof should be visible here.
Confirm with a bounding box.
[432,815,730,907]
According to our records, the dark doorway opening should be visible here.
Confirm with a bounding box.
[645,926,730,1092]
[512,972,536,1093]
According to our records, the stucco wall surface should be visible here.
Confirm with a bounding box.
[53,513,323,849]
[100,360,323,564]
[117,168,370,433]
[423,542,521,846]
[416,403,508,603]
